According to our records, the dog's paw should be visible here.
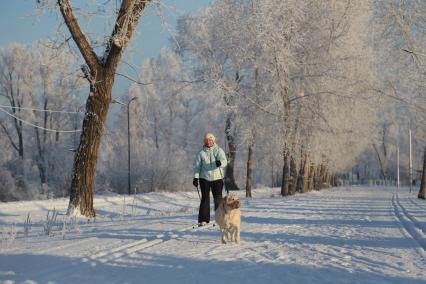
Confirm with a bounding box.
[221,239,226,244]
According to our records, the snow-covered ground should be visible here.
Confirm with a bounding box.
[0,186,425,284]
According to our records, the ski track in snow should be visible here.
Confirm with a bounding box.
[407,196,426,212]
[1,186,426,284]
[392,192,426,254]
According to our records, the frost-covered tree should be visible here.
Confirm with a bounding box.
[0,42,84,200]
[372,0,426,198]
[176,1,250,191]
[31,43,84,194]
[173,0,380,196]
[37,0,152,216]
[0,44,30,159]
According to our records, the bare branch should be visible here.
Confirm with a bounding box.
[369,87,426,113]
[105,0,151,70]
[401,48,426,58]
[0,120,19,152]
[115,72,152,85]
[58,0,100,71]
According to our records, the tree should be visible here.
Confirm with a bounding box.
[30,42,83,194]
[51,0,152,217]
[372,0,426,193]
[419,146,426,199]
[176,3,246,191]
[0,44,28,159]
[0,42,84,199]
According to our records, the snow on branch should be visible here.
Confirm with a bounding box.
[58,0,100,71]
[104,0,151,68]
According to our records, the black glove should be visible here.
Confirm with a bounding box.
[193,178,199,187]
[215,160,221,167]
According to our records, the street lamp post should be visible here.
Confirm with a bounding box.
[112,97,137,195]
[127,97,137,195]
[409,127,413,193]
[397,142,400,189]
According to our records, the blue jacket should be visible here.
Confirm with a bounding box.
[193,144,227,181]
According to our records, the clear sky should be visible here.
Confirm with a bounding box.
[0,0,211,93]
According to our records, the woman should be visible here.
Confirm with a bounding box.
[193,133,228,226]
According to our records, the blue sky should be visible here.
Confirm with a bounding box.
[0,0,211,93]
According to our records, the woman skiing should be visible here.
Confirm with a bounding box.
[193,133,228,226]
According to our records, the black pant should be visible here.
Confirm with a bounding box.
[198,178,224,223]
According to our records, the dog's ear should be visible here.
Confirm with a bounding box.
[235,200,240,209]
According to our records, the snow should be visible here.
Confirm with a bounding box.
[1,186,425,284]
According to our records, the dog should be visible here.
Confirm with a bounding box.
[215,194,241,244]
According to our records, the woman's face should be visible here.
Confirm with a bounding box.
[204,137,214,148]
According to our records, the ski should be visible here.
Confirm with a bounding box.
[175,222,216,232]
[192,222,216,230]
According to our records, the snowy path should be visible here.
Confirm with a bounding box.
[0,186,425,284]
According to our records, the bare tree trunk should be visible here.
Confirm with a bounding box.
[35,127,47,188]
[246,142,254,198]
[17,121,24,158]
[296,151,303,192]
[313,165,321,191]
[153,112,160,149]
[223,71,242,192]
[418,146,426,199]
[300,155,310,193]
[224,114,240,191]
[13,85,24,158]
[34,98,50,194]
[319,164,327,190]
[289,101,301,195]
[289,156,297,195]
[333,174,342,187]
[373,125,390,181]
[246,67,260,198]
[297,153,305,193]
[373,143,387,181]
[331,174,336,187]
[308,163,315,192]
[302,162,309,193]
[271,156,275,187]
[322,166,330,189]
[281,149,290,196]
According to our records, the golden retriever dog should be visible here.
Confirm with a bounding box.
[215,195,241,244]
